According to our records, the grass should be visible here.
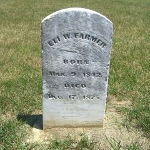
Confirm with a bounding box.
[107,138,140,150]
[0,118,30,149]
[0,0,150,149]
[47,135,98,150]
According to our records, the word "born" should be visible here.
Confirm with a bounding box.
[64,59,89,65]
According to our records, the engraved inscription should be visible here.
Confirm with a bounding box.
[64,59,89,65]
[46,33,107,101]
[69,95,76,99]
[83,72,102,77]
[74,32,106,47]
[49,71,65,76]
[48,36,61,46]
[63,33,71,39]
[48,32,106,48]
[64,83,86,88]
[71,72,76,76]
[47,93,61,99]
[47,94,101,100]
[83,95,100,99]
[48,71,102,78]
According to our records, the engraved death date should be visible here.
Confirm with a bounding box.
[45,58,104,100]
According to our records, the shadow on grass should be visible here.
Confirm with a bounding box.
[17,114,43,130]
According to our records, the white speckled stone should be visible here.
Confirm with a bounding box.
[42,8,113,129]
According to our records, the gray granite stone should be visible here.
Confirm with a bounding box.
[41,8,113,129]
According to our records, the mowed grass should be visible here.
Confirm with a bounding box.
[0,0,150,149]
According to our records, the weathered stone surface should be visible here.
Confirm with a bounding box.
[42,8,113,129]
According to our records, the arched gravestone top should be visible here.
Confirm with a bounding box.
[42,8,113,129]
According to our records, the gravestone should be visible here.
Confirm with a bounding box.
[42,8,113,129]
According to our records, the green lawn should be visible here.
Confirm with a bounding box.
[0,0,150,149]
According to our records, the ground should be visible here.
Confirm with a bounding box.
[26,96,150,149]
